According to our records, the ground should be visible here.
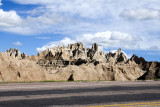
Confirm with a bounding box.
[0,81,160,107]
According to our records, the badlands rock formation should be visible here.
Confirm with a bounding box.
[5,48,26,59]
[0,52,46,82]
[0,42,159,82]
[130,55,160,80]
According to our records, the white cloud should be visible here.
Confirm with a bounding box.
[0,9,62,35]
[77,31,141,50]
[37,30,160,52]
[0,9,34,35]
[36,37,76,52]
[0,9,22,27]
[13,41,22,46]
[121,8,160,20]
[108,50,132,59]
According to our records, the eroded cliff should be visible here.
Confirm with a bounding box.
[1,43,156,82]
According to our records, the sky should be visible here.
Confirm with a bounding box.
[0,0,160,61]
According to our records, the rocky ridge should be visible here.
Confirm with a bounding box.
[5,48,26,59]
[130,55,160,80]
[0,42,159,82]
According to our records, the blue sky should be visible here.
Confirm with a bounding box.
[0,0,160,61]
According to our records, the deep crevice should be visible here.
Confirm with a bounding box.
[68,74,74,81]
[17,72,21,77]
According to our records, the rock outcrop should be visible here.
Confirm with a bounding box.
[32,43,145,81]
[5,48,26,59]
[130,55,160,80]
[0,52,46,82]
[1,42,159,82]
[106,48,127,63]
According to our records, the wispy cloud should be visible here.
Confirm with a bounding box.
[35,37,51,39]
[13,41,22,46]
[121,8,160,20]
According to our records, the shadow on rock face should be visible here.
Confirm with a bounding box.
[68,74,74,81]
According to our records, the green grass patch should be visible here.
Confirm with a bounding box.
[0,79,115,84]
